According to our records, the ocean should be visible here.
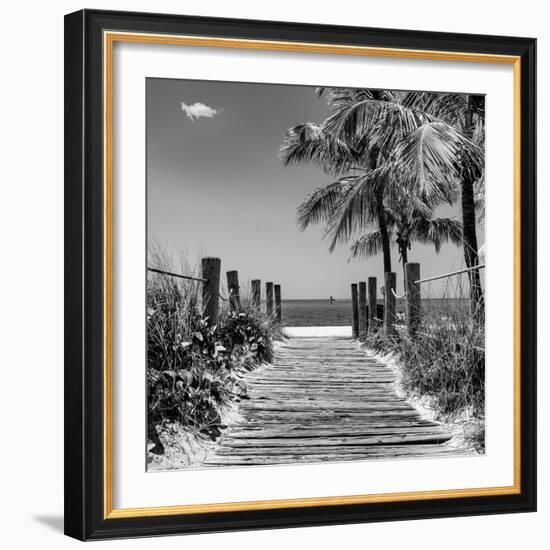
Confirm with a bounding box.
[281,298,469,327]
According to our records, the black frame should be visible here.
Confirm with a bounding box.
[64,9,537,541]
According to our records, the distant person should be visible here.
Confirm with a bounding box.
[329,296,335,304]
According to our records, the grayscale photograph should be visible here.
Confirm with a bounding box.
[145,78,486,471]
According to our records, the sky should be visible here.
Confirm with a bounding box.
[146,78,484,300]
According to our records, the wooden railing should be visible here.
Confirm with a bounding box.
[351,262,485,339]
[148,257,282,325]
[149,259,484,334]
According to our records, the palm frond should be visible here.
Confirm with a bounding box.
[407,92,485,133]
[472,116,485,147]
[391,121,483,203]
[324,167,390,252]
[349,230,384,260]
[322,88,378,106]
[411,93,468,126]
[324,97,433,153]
[414,217,463,253]
[279,122,357,175]
[296,179,353,231]
[474,173,485,222]
[383,178,447,220]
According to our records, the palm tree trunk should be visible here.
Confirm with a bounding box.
[462,95,484,317]
[375,186,392,274]
[461,178,484,316]
[369,147,392,275]
[401,245,408,293]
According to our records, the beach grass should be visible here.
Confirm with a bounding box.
[146,246,285,468]
[365,277,485,452]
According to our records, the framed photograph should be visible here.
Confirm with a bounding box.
[64,9,536,540]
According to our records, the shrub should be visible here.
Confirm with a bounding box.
[366,311,485,449]
[146,258,282,453]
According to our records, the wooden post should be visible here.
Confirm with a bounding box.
[406,263,421,335]
[358,282,367,339]
[368,277,377,331]
[251,279,261,308]
[274,284,282,322]
[265,282,274,317]
[384,272,396,337]
[351,284,359,338]
[226,270,240,312]
[201,257,221,325]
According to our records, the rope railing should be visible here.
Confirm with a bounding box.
[148,268,237,302]
[351,261,485,340]
[147,266,208,283]
[414,264,485,285]
[389,264,485,300]
[219,289,231,302]
[148,260,283,323]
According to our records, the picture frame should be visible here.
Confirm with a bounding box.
[64,8,536,540]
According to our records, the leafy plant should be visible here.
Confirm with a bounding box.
[365,301,485,450]
[146,255,282,456]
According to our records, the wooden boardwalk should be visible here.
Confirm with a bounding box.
[206,336,459,467]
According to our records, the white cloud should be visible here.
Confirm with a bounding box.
[180,101,220,121]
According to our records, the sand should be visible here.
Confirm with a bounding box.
[284,326,352,338]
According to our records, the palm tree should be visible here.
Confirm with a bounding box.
[349,198,463,291]
[281,89,426,274]
[401,92,486,312]
[317,88,484,311]
[280,89,485,311]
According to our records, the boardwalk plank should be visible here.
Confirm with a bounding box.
[221,434,451,447]
[227,426,446,438]
[205,336,464,466]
